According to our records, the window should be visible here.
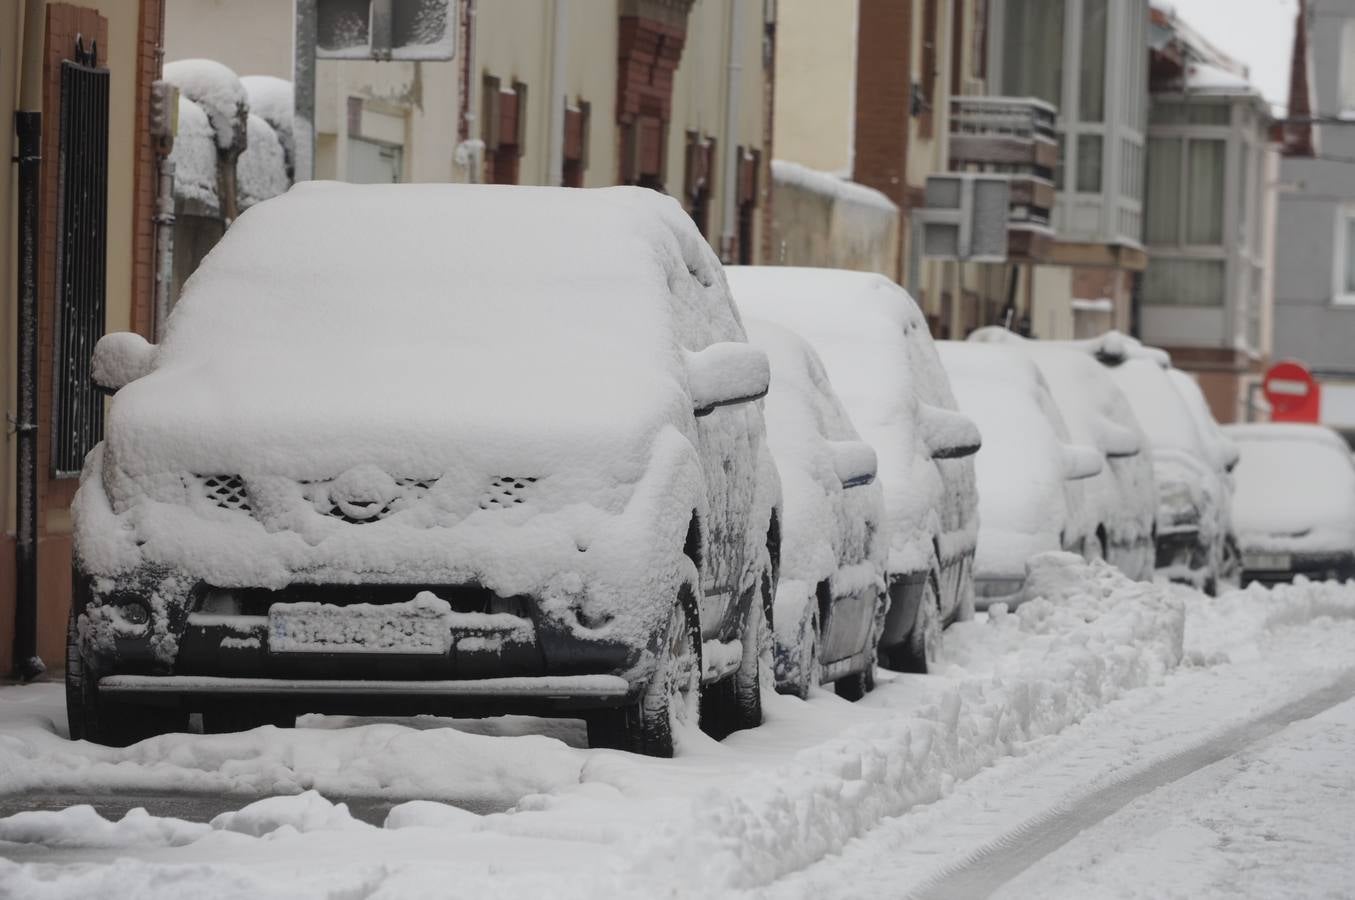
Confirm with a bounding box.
[1002,0,1064,107]
[920,0,940,137]
[346,138,402,183]
[1343,20,1355,111]
[562,101,590,187]
[482,76,526,185]
[1337,209,1355,304]
[1079,0,1107,122]
[1077,134,1103,192]
[1143,258,1225,306]
[1236,144,1249,248]
[1185,139,1225,244]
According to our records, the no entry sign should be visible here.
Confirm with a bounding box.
[1263,360,1321,422]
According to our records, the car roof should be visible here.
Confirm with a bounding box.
[1224,422,1350,451]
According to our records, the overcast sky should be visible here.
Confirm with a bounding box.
[1162,0,1301,111]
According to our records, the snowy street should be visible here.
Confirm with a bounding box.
[2,557,1352,899]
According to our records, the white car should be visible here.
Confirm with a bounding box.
[71,183,781,757]
[968,328,1157,581]
[744,319,890,700]
[727,266,980,673]
[937,343,1103,605]
[1223,423,1355,584]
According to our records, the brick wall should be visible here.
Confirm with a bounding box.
[852,0,913,209]
[130,0,164,339]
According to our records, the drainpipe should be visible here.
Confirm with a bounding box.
[546,0,569,186]
[152,158,176,339]
[12,111,45,681]
[455,0,480,183]
[719,0,744,263]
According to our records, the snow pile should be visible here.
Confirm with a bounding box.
[771,159,898,215]
[1186,576,1355,664]
[1225,425,1355,554]
[210,791,373,837]
[236,114,289,210]
[163,59,248,151]
[0,805,208,848]
[240,75,294,168]
[167,96,218,212]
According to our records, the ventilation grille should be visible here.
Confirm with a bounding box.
[200,475,250,512]
[321,476,435,524]
[480,476,538,509]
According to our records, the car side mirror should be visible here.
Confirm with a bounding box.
[1063,444,1105,480]
[919,404,982,460]
[830,440,877,489]
[1097,419,1141,458]
[91,332,157,393]
[687,342,771,417]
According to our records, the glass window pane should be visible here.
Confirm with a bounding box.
[1344,217,1355,293]
[1142,258,1225,305]
[1186,139,1225,244]
[1150,103,1186,125]
[1236,145,1249,246]
[1079,0,1107,122]
[1188,103,1230,125]
[1077,134,1103,193]
[1003,0,1064,107]
[1146,137,1181,243]
[1343,21,1355,110]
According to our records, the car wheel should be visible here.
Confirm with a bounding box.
[834,670,868,701]
[776,598,820,701]
[66,607,188,747]
[884,572,940,674]
[587,585,701,757]
[703,569,772,739]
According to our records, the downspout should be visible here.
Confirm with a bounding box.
[12,112,44,680]
[719,0,744,263]
[546,0,568,186]
[152,157,176,339]
[455,0,480,183]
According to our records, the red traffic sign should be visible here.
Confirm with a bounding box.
[1263,360,1321,422]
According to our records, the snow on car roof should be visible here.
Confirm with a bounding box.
[1223,424,1355,546]
[116,183,732,477]
[1097,357,1207,458]
[726,266,941,571]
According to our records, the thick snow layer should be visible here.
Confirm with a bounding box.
[938,343,1093,579]
[0,556,1200,897]
[163,59,248,151]
[770,160,898,215]
[167,97,218,212]
[728,266,976,577]
[1224,424,1355,553]
[240,76,294,167]
[236,114,289,210]
[965,330,1156,578]
[76,183,773,672]
[744,319,889,678]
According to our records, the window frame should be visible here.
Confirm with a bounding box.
[1333,205,1355,306]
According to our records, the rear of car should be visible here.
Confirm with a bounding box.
[744,319,889,700]
[937,343,1102,606]
[71,183,780,757]
[727,266,980,674]
[1223,424,1355,585]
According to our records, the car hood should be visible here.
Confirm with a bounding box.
[105,355,688,484]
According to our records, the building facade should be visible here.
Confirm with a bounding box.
[1272,0,1355,434]
[1139,6,1277,423]
[3,0,169,675]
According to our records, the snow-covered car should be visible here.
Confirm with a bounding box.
[937,343,1103,605]
[726,266,981,673]
[744,319,889,700]
[968,328,1157,581]
[1081,344,1232,592]
[70,182,782,757]
[1222,423,1355,584]
[1167,368,1241,582]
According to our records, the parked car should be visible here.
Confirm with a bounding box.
[1222,423,1355,584]
[743,319,890,700]
[1077,339,1232,592]
[968,328,1157,581]
[726,266,980,673]
[70,182,782,758]
[937,343,1103,605]
[1166,368,1241,585]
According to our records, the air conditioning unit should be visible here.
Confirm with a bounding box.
[918,173,1010,262]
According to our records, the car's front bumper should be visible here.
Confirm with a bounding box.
[1241,550,1355,586]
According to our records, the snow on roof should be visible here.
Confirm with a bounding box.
[117,183,730,479]
[1224,424,1355,551]
[167,96,219,213]
[771,160,898,215]
[164,59,248,151]
[240,75,294,165]
[727,266,946,573]
[744,317,886,591]
[1184,61,1257,95]
[236,114,290,211]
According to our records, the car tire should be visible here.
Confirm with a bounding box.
[834,670,868,701]
[884,572,940,674]
[777,598,820,701]
[587,585,701,758]
[66,607,188,747]
[703,569,772,739]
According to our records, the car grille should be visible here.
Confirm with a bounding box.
[479,476,538,510]
[313,476,436,524]
[198,475,251,512]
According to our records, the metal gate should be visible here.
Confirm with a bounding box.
[52,38,110,477]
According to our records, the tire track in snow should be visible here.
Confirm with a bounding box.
[905,667,1355,900]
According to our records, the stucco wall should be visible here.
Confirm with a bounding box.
[769,161,898,274]
[773,0,856,175]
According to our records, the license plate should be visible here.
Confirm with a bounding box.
[268,595,453,655]
[1244,552,1291,571]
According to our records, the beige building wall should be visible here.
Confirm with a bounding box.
[772,0,856,175]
